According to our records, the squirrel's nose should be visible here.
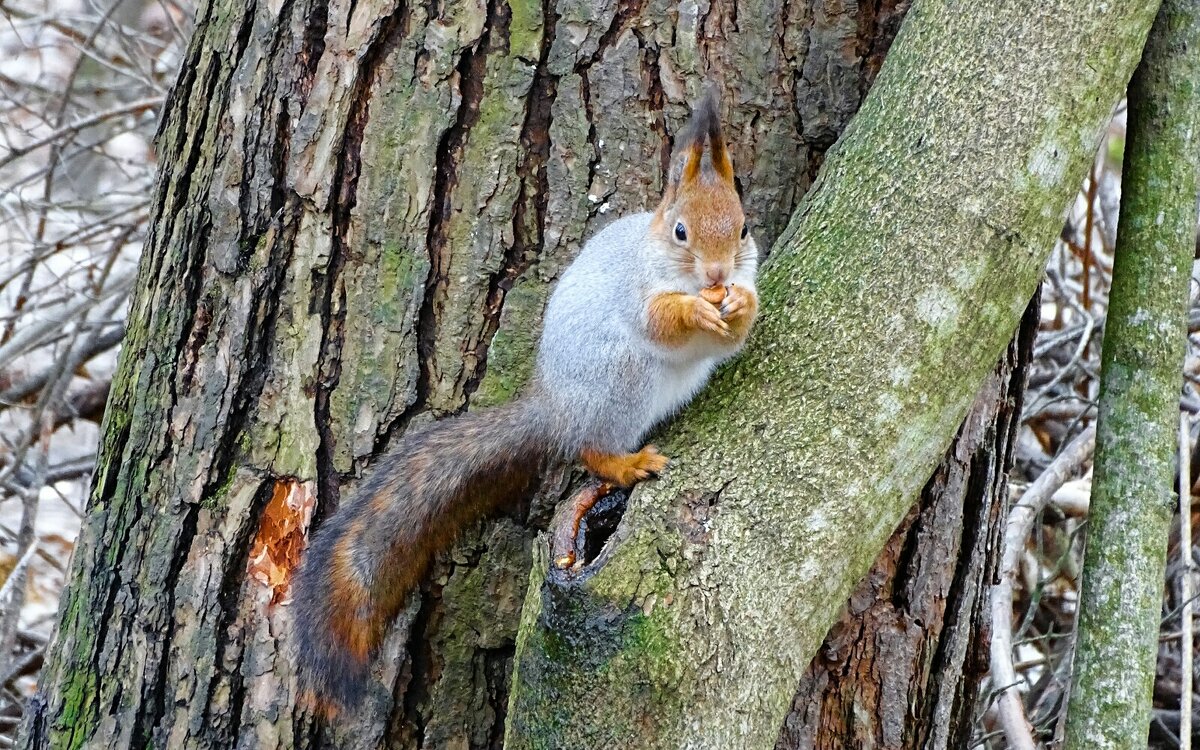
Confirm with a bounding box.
[704,264,728,286]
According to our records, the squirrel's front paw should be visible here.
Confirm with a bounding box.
[691,296,731,337]
[720,284,756,322]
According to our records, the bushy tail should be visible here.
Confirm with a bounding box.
[291,399,549,711]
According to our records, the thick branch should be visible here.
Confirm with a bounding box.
[1063,0,1200,745]
[506,1,1162,747]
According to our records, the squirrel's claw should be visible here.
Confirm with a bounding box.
[633,445,669,480]
[720,284,750,322]
[580,445,669,487]
[616,445,669,485]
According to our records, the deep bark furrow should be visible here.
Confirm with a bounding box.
[642,43,671,179]
[314,244,349,514]
[417,4,497,414]
[468,1,557,404]
[395,586,437,743]
[921,295,1038,749]
[316,3,410,504]
[586,0,644,71]
[857,0,910,94]
[138,501,196,749]
[205,477,270,735]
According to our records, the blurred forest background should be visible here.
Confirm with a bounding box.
[0,1,1195,748]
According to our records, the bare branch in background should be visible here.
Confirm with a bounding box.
[991,424,1097,750]
[974,93,1200,747]
[1180,413,1193,750]
[0,0,191,737]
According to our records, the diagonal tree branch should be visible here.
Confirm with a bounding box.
[506,1,1164,746]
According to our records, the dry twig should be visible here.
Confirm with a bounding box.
[991,424,1097,750]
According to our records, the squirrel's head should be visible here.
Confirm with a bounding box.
[652,88,755,289]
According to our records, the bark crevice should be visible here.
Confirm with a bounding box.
[416,2,498,416]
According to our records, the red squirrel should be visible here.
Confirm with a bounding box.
[292,88,759,711]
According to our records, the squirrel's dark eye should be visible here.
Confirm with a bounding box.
[674,222,687,242]
[740,224,749,240]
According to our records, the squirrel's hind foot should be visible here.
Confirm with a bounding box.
[580,445,668,487]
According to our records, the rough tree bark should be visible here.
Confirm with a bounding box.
[1063,0,1200,746]
[13,0,1044,747]
[774,294,1038,749]
[504,0,1161,747]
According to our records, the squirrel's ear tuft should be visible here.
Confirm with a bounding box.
[669,86,735,189]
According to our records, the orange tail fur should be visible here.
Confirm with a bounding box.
[292,400,549,710]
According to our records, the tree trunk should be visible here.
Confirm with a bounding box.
[503,0,1160,746]
[1064,0,1200,745]
[15,0,1045,747]
[776,294,1037,749]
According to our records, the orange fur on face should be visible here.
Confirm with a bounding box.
[670,182,743,264]
[653,112,746,281]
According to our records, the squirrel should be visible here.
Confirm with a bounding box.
[292,88,760,712]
